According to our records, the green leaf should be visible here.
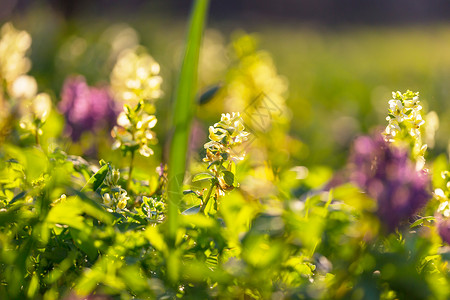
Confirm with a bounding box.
[183,190,198,195]
[75,191,114,225]
[207,160,221,169]
[192,172,215,182]
[81,164,109,192]
[204,197,217,216]
[410,216,435,229]
[198,84,222,105]
[144,225,168,255]
[47,194,113,226]
[222,170,235,186]
[46,198,88,231]
[9,191,27,204]
[70,228,98,261]
[182,205,201,215]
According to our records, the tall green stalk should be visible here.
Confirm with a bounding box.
[166,0,209,283]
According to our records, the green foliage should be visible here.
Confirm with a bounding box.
[1,3,450,300]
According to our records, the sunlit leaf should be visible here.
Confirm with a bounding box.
[192,172,215,182]
[182,205,201,215]
[81,164,109,192]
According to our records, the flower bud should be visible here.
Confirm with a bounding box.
[112,169,120,184]
[103,193,112,207]
[10,75,37,99]
[32,93,52,121]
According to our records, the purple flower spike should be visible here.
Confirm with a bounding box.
[59,76,119,141]
[349,133,431,232]
[438,217,450,244]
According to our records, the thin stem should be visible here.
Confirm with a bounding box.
[200,179,216,214]
[35,130,40,147]
[127,150,135,190]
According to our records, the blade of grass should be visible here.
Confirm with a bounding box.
[166,0,209,282]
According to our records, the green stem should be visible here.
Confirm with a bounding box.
[200,179,216,214]
[35,130,40,147]
[127,150,135,190]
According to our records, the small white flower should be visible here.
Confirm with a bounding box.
[117,112,131,127]
[139,144,154,157]
[32,93,52,121]
[10,75,37,99]
[103,193,112,207]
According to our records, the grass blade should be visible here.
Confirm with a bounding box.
[167,0,209,240]
[166,0,209,283]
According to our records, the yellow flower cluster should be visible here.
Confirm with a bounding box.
[111,107,157,157]
[0,23,52,141]
[0,23,32,87]
[102,168,130,211]
[383,90,427,169]
[384,91,424,140]
[19,93,52,135]
[110,47,162,158]
[102,190,129,211]
[224,34,288,131]
[110,47,162,107]
[435,171,450,217]
[204,112,249,164]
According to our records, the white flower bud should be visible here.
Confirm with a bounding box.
[32,93,52,121]
[10,75,37,99]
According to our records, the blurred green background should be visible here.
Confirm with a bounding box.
[3,0,450,169]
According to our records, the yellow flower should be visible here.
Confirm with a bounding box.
[0,23,32,85]
[19,93,52,136]
[10,75,37,99]
[103,193,112,207]
[32,93,52,121]
[110,47,162,106]
[384,90,427,170]
[203,112,249,164]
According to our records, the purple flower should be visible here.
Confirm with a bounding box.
[437,217,450,244]
[349,133,431,231]
[58,76,119,141]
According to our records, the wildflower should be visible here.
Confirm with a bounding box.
[10,75,37,99]
[204,112,249,164]
[110,47,162,107]
[58,76,118,141]
[104,168,120,187]
[199,112,249,204]
[349,133,431,232]
[437,199,450,218]
[32,93,52,121]
[111,106,157,157]
[198,29,227,87]
[0,23,52,144]
[102,186,129,212]
[435,171,450,240]
[142,196,165,220]
[0,23,32,86]
[224,34,289,132]
[19,92,52,136]
[383,90,427,170]
[102,193,113,207]
[101,166,130,211]
[437,217,450,245]
[110,47,161,159]
[117,192,129,210]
